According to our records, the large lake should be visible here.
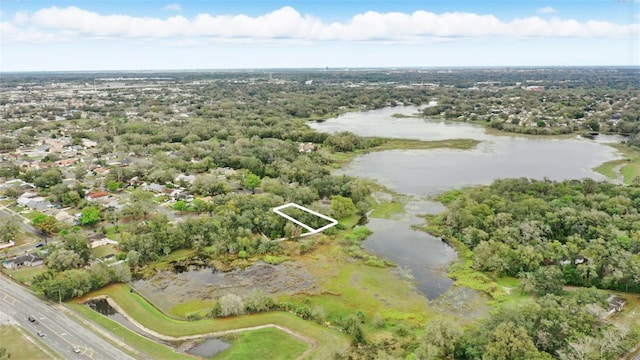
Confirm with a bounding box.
[310,106,623,299]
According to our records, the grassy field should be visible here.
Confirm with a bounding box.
[594,161,619,179]
[3,266,47,285]
[0,199,14,206]
[371,138,480,151]
[8,205,24,213]
[215,327,308,360]
[74,284,349,359]
[328,138,480,167]
[67,302,191,360]
[91,244,118,259]
[293,244,431,326]
[0,325,60,360]
[103,226,118,240]
[369,201,404,219]
[594,144,640,184]
[170,299,217,318]
[338,214,360,228]
[621,161,640,184]
[144,248,197,273]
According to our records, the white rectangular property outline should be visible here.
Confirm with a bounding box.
[272,202,338,238]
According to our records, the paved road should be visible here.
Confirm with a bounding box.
[0,275,134,360]
[0,204,58,256]
[0,204,44,238]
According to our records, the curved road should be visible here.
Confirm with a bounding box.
[0,275,133,360]
[0,203,44,239]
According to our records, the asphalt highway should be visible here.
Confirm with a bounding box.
[0,275,134,360]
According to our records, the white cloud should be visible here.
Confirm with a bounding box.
[163,4,182,12]
[536,6,557,14]
[13,11,30,24]
[1,6,637,45]
[0,21,60,43]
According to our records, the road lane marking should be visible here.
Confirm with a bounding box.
[1,292,16,305]
[37,317,94,357]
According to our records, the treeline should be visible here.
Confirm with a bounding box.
[2,67,637,91]
[363,286,639,360]
[120,190,367,266]
[31,232,131,301]
[410,178,640,359]
[410,288,638,359]
[435,178,640,292]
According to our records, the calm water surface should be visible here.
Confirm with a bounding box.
[311,106,622,299]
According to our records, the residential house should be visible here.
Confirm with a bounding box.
[25,197,52,211]
[574,255,590,265]
[174,191,194,202]
[1,179,34,192]
[93,167,110,176]
[127,176,145,187]
[89,237,119,248]
[81,139,97,148]
[144,183,165,193]
[2,253,44,269]
[106,199,124,211]
[174,174,196,185]
[16,192,38,207]
[56,158,78,167]
[54,209,75,225]
[86,190,109,202]
[62,178,77,187]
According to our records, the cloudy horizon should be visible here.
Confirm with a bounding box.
[1,1,638,71]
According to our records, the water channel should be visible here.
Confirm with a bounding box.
[310,106,623,299]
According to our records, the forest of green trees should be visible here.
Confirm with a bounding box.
[419,178,640,359]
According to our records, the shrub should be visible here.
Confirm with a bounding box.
[219,293,245,317]
[209,302,222,318]
[295,306,312,320]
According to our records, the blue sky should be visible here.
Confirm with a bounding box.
[1,0,638,71]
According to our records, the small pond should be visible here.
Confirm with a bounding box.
[86,298,141,336]
[188,338,230,358]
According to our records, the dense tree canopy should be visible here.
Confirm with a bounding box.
[436,178,640,292]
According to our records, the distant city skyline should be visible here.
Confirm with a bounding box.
[1,0,638,71]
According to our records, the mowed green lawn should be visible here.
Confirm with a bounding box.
[74,283,349,359]
[0,325,59,360]
[215,327,308,360]
[3,266,47,285]
[68,302,192,360]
